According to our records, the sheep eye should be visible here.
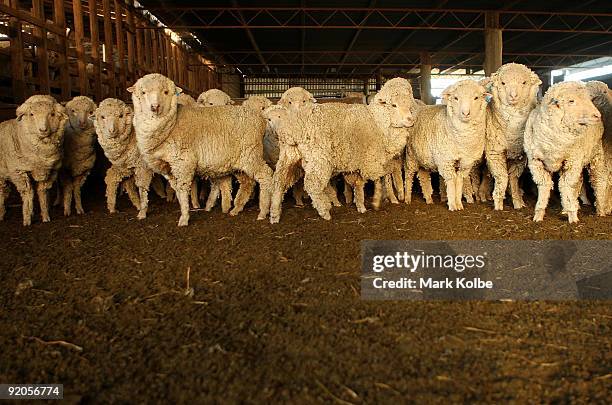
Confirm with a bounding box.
[30,113,34,116]
[454,96,458,101]
[289,101,292,104]
[474,96,479,100]
[50,112,55,117]
[392,104,397,107]
[501,82,506,85]
[164,90,169,95]
[119,114,123,118]
[569,99,575,104]
[101,115,105,119]
[209,102,213,106]
[89,111,93,115]
[522,81,527,85]
[302,100,306,103]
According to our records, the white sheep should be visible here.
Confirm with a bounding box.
[58,96,97,216]
[267,79,415,223]
[196,88,235,213]
[524,81,606,223]
[93,98,153,219]
[177,93,197,107]
[405,80,490,211]
[483,63,542,210]
[128,73,273,226]
[0,95,67,225]
[586,81,611,215]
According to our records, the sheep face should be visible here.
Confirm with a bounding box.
[492,63,541,107]
[374,92,415,128]
[243,96,272,112]
[278,87,316,113]
[442,80,490,123]
[264,105,295,144]
[128,73,182,118]
[66,96,96,131]
[197,89,233,107]
[93,100,132,141]
[16,100,67,141]
[546,84,602,127]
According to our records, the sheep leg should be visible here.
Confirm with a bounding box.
[11,173,34,226]
[326,182,342,207]
[470,166,481,202]
[454,171,466,210]
[587,151,608,217]
[416,170,433,204]
[558,162,582,223]
[487,153,509,211]
[36,180,53,222]
[73,173,89,215]
[343,182,353,205]
[123,177,142,210]
[344,174,366,213]
[404,154,418,204]
[578,180,590,206]
[135,168,153,220]
[372,178,383,210]
[230,173,255,216]
[439,165,458,211]
[150,175,166,199]
[384,174,399,204]
[462,172,475,204]
[528,159,553,222]
[219,176,233,214]
[53,182,61,206]
[165,182,175,202]
[204,179,221,212]
[392,162,404,202]
[176,182,192,227]
[105,171,121,214]
[250,162,273,221]
[439,175,447,202]
[190,179,200,209]
[508,160,527,209]
[292,179,305,207]
[270,150,299,224]
[0,180,5,220]
[303,165,332,220]
[62,176,74,217]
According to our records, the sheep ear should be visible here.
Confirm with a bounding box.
[549,97,560,107]
[54,103,67,116]
[310,96,317,103]
[484,92,493,103]
[175,87,183,95]
[440,90,451,105]
[229,99,235,105]
[127,85,135,93]
[89,114,96,121]
[531,74,542,86]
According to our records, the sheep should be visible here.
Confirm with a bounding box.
[128,73,273,226]
[195,88,236,213]
[524,81,606,223]
[586,80,611,215]
[404,80,490,211]
[267,78,415,223]
[177,93,197,107]
[277,87,343,206]
[93,98,153,219]
[58,96,97,216]
[197,89,234,107]
[0,95,67,226]
[482,63,542,211]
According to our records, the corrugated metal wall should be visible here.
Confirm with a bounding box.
[244,77,378,99]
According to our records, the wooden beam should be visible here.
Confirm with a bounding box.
[32,0,50,94]
[54,0,70,100]
[484,11,503,76]
[419,52,432,104]
[88,0,102,100]
[72,0,88,95]
[102,0,115,96]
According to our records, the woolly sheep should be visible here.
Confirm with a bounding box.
[194,88,237,213]
[586,80,611,215]
[197,89,234,107]
[524,81,606,223]
[58,96,97,216]
[0,95,67,225]
[93,98,153,219]
[177,93,197,107]
[268,79,415,223]
[128,73,273,226]
[405,80,490,211]
[484,63,542,210]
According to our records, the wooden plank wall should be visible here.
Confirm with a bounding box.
[0,0,220,109]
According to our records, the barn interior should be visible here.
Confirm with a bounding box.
[0,1,611,403]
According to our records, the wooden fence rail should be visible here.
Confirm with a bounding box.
[0,0,220,108]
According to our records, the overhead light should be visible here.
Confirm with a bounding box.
[565,64,612,81]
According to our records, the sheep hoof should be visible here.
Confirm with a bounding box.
[357,207,367,214]
[76,208,85,215]
[465,197,474,204]
[513,199,526,209]
[533,210,545,222]
[294,202,304,208]
[23,219,31,226]
[137,211,146,220]
[257,213,267,220]
[41,216,50,223]
[229,208,241,216]
[269,215,280,224]
[64,209,71,217]
[320,213,332,220]
[332,201,342,207]
[567,211,579,224]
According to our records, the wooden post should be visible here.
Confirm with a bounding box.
[484,11,502,77]
[135,18,143,76]
[88,0,102,101]
[102,0,115,96]
[166,38,173,79]
[151,27,159,72]
[143,26,151,71]
[375,69,382,91]
[72,0,88,95]
[32,0,50,94]
[9,0,25,103]
[53,0,70,100]
[114,0,126,98]
[420,51,432,105]
[126,0,136,83]
[157,30,166,75]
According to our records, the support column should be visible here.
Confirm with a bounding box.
[375,69,382,91]
[484,11,502,76]
[420,52,432,105]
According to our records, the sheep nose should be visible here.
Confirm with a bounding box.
[150,104,160,113]
[461,111,471,118]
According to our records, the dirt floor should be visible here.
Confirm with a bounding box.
[0,184,611,403]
